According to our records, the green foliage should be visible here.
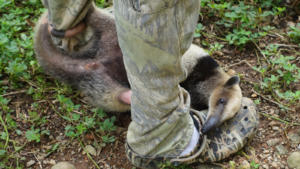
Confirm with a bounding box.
[0,95,10,112]
[199,0,283,47]
[56,95,116,141]
[5,113,16,129]
[288,24,300,43]
[253,44,300,106]
[63,109,117,139]
[0,0,44,87]
[95,0,111,8]
[250,160,260,169]
[194,23,205,38]
[229,160,236,169]
[209,42,224,54]
[28,111,47,125]
[46,143,60,156]
[99,117,116,132]
[101,135,115,143]
[25,127,49,143]
[5,58,29,80]
[25,127,41,142]
[57,94,81,113]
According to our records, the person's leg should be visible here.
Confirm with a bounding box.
[114,1,259,168]
[41,0,93,51]
[38,1,259,168]
[114,0,200,157]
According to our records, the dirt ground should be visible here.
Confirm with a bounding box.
[9,41,299,169]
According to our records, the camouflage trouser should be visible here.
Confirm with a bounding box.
[44,0,200,157]
[41,0,94,51]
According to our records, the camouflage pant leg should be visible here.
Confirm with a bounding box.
[41,0,94,51]
[114,0,200,156]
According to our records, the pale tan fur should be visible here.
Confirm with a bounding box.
[207,70,242,125]
[181,44,209,75]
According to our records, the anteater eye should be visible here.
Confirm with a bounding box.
[219,98,226,104]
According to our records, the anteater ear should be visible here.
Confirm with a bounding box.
[225,76,240,87]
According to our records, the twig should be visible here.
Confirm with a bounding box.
[1,89,27,97]
[268,32,285,40]
[273,32,285,40]
[243,80,295,114]
[211,162,225,168]
[7,142,26,158]
[73,110,83,115]
[0,80,9,85]
[225,60,251,68]
[34,154,43,169]
[50,104,65,119]
[79,98,89,104]
[251,89,294,112]
[37,100,48,103]
[251,41,270,64]
[225,60,261,73]
[274,43,300,48]
[20,78,38,88]
[79,139,101,169]
[255,50,261,66]
[201,32,227,41]
[0,114,9,148]
[98,159,111,169]
[260,112,300,126]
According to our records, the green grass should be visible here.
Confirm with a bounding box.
[0,0,117,168]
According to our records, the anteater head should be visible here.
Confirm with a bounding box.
[201,76,242,134]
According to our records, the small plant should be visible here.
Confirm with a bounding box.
[46,143,60,156]
[57,94,81,113]
[229,160,236,169]
[0,96,10,112]
[5,58,29,80]
[250,160,260,169]
[25,127,41,143]
[65,125,77,138]
[99,117,116,132]
[28,111,47,125]
[288,24,300,43]
[102,135,115,143]
[209,42,224,55]
[58,95,117,143]
[253,44,300,108]
[194,23,205,38]
[95,0,111,8]
[5,113,16,129]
